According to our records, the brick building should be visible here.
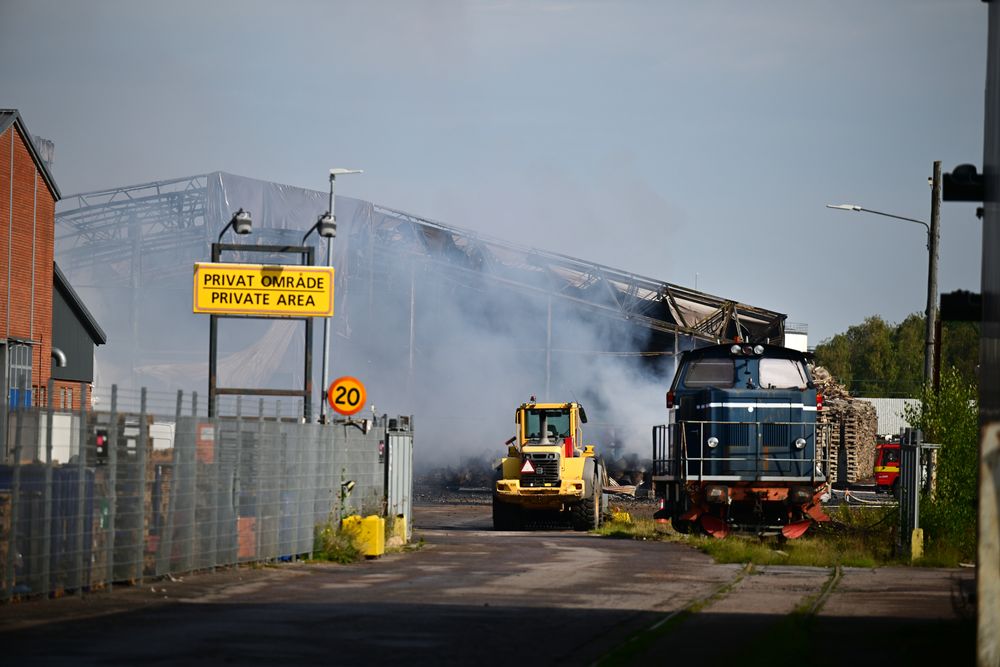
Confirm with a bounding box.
[0,109,105,426]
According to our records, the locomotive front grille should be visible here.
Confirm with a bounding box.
[521,452,560,487]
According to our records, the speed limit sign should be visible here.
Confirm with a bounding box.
[327,376,366,416]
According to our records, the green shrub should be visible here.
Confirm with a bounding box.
[312,518,362,564]
[903,368,979,562]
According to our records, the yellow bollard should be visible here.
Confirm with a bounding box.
[911,528,924,561]
[340,515,386,558]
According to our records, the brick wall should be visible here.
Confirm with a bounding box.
[0,121,58,404]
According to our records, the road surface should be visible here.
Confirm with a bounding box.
[0,501,975,665]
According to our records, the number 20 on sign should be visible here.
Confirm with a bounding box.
[327,377,366,416]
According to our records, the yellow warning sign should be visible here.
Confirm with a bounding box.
[193,262,334,317]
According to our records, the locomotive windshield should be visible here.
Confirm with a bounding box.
[758,358,810,389]
[525,409,571,439]
[683,359,735,387]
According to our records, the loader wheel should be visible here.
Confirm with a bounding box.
[492,496,521,531]
[571,468,600,531]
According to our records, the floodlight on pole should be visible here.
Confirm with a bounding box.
[217,208,253,242]
[302,212,336,245]
[319,168,363,423]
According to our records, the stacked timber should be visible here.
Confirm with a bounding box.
[812,366,879,484]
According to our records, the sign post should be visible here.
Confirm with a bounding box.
[201,243,333,420]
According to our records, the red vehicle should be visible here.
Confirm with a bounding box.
[874,440,901,496]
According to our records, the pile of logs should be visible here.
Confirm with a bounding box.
[812,366,879,484]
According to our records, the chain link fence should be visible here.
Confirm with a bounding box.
[0,384,412,600]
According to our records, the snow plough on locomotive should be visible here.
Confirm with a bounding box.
[493,399,608,530]
[652,343,832,539]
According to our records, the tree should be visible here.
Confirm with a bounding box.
[814,314,978,397]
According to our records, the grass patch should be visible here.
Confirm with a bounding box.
[591,504,969,569]
[594,517,679,541]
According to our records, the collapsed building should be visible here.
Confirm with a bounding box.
[55,172,789,459]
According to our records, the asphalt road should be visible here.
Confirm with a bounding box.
[0,501,977,666]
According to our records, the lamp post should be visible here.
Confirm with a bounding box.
[319,168,362,423]
[826,162,942,387]
[209,209,253,418]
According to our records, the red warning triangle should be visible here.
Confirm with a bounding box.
[520,459,535,474]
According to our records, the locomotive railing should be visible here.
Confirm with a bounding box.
[653,420,833,483]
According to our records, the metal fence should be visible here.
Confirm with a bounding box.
[0,385,413,600]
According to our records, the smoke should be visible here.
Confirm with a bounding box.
[56,174,676,461]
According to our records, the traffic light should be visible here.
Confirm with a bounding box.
[95,428,109,464]
[943,164,984,202]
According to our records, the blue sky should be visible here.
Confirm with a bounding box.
[0,0,987,344]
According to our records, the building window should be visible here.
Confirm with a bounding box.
[7,342,33,408]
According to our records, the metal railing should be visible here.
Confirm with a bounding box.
[653,420,832,483]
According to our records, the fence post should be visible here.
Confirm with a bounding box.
[275,401,284,558]
[74,382,87,595]
[135,387,148,581]
[232,397,243,564]
[41,378,54,598]
[3,407,24,601]
[156,390,183,576]
[898,427,922,559]
[255,398,264,561]
[105,385,118,590]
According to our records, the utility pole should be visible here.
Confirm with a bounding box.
[924,161,941,387]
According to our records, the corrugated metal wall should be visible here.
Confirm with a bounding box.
[855,397,919,437]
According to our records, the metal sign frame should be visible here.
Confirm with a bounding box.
[208,243,315,419]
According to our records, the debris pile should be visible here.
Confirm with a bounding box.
[812,366,878,483]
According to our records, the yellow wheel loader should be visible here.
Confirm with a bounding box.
[493,400,608,530]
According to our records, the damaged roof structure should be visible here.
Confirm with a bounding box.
[55,171,786,409]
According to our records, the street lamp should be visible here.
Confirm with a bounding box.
[218,208,253,242]
[319,168,362,423]
[825,161,942,387]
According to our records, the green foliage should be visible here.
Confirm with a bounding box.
[903,368,979,561]
[312,518,362,564]
[597,506,905,567]
[814,314,979,397]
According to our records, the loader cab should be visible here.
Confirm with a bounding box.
[515,401,588,457]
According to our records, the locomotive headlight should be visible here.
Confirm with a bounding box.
[730,344,742,355]
[753,344,764,355]
[707,436,719,449]
[794,437,807,449]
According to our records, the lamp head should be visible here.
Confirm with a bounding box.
[316,212,336,238]
[232,208,253,235]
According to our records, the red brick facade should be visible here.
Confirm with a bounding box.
[0,114,88,410]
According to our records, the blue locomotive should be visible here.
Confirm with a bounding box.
[652,342,831,538]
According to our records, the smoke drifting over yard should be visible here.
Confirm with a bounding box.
[58,179,677,466]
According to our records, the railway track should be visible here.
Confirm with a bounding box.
[595,563,844,666]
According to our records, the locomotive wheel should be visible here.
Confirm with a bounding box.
[671,517,693,534]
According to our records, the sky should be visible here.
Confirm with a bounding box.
[0,0,988,346]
